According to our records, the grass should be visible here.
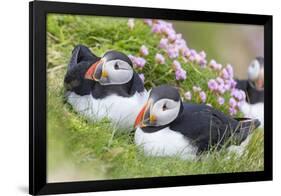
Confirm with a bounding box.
[47,14,264,182]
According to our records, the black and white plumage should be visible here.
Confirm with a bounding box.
[236,57,264,104]
[64,45,148,129]
[134,85,260,159]
[236,57,264,127]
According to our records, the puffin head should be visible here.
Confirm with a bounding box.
[84,50,134,85]
[247,57,264,90]
[134,85,183,128]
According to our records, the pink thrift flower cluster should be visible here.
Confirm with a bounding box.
[155,53,165,64]
[147,19,208,67]
[172,60,186,80]
[127,18,248,116]
[199,91,207,103]
[208,59,222,71]
[189,85,206,103]
[140,45,149,56]
[207,63,245,115]
[128,54,146,68]
[217,97,225,105]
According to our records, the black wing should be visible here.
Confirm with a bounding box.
[64,45,99,95]
[68,45,99,71]
[235,79,248,92]
[246,85,264,104]
[129,72,145,95]
[170,104,259,153]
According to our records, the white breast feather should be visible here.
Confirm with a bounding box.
[239,101,264,127]
[67,91,148,130]
[135,127,197,160]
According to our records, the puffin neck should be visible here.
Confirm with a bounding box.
[248,81,264,91]
[91,81,133,99]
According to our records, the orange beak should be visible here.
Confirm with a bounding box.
[256,68,264,90]
[134,101,149,128]
[84,59,104,80]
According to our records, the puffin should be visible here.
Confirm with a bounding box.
[134,85,260,160]
[236,57,264,127]
[64,45,148,129]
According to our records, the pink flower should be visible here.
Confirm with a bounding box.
[167,30,177,42]
[159,38,169,49]
[209,60,222,70]
[199,59,207,67]
[240,90,246,100]
[155,53,165,64]
[208,79,218,91]
[144,19,153,26]
[190,49,197,57]
[140,45,149,56]
[128,54,135,61]
[231,89,246,101]
[218,84,226,94]
[127,18,135,30]
[176,33,182,40]
[223,80,231,91]
[216,63,222,70]
[175,39,187,49]
[151,23,162,33]
[229,97,237,108]
[237,100,244,108]
[221,68,230,79]
[184,91,192,100]
[226,64,234,78]
[229,107,237,116]
[209,59,217,68]
[131,56,146,68]
[189,55,195,62]
[199,91,207,103]
[181,47,191,57]
[167,46,179,59]
[216,77,224,85]
[230,79,237,88]
[217,97,225,105]
[172,60,181,70]
[199,51,206,59]
[195,54,202,64]
[175,68,186,80]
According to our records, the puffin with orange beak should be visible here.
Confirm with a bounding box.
[236,57,264,104]
[236,57,264,127]
[134,85,260,159]
[64,45,147,129]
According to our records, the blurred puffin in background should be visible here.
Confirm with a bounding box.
[64,45,147,129]
[236,57,264,127]
[134,85,260,160]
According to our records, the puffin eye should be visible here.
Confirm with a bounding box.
[114,62,119,69]
[162,104,167,111]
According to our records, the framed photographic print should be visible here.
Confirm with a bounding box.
[29,0,273,195]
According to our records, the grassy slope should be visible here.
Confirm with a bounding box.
[47,14,264,182]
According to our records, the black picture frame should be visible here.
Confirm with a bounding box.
[29,0,273,195]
